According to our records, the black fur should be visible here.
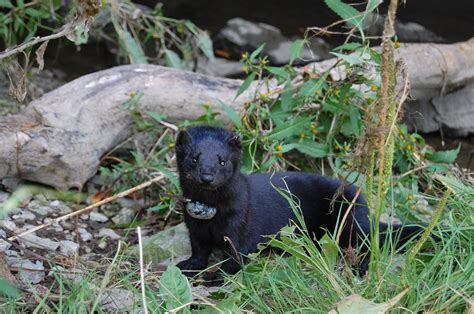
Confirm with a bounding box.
[175,126,423,281]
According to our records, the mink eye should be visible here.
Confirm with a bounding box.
[192,157,197,163]
[220,160,226,167]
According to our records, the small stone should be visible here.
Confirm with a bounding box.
[20,234,60,251]
[1,178,21,192]
[111,208,135,225]
[61,221,75,230]
[0,229,11,251]
[0,220,18,232]
[5,250,19,257]
[80,214,89,220]
[57,204,73,215]
[50,200,60,207]
[33,194,47,202]
[0,191,10,203]
[85,246,92,253]
[98,240,107,249]
[12,210,36,222]
[60,240,79,256]
[101,288,139,312]
[78,228,92,242]
[14,260,45,284]
[28,203,52,216]
[89,211,108,222]
[98,228,121,240]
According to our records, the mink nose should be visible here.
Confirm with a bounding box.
[200,173,214,184]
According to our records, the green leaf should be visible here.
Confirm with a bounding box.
[234,72,256,100]
[119,30,147,64]
[349,106,361,136]
[220,100,243,128]
[324,0,361,27]
[267,66,289,80]
[25,7,41,17]
[196,31,215,62]
[280,80,293,111]
[425,145,460,164]
[330,52,364,65]
[250,43,265,61]
[164,49,182,69]
[333,42,362,51]
[329,290,409,313]
[294,141,329,158]
[146,111,167,123]
[319,234,338,270]
[268,117,312,140]
[0,0,13,8]
[159,266,192,312]
[290,39,305,64]
[0,279,18,298]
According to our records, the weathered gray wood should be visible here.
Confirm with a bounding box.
[0,39,472,190]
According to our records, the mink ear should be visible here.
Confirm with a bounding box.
[176,130,192,152]
[226,134,241,151]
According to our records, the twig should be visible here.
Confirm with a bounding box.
[137,226,148,314]
[0,24,73,60]
[335,187,362,244]
[8,174,166,241]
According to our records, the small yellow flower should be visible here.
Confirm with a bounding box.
[406,144,412,151]
[276,152,283,158]
[370,85,378,92]
[300,132,306,139]
[203,102,211,109]
[411,204,417,210]
[129,91,137,97]
[334,145,340,151]
[261,59,268,65]
[344,145,350,151]
[276,145,283,151]
[408,194,414,201]
[242,65,249,73]
[312,129,319,134]
[242,52,249,59]
[394,41,401,49]
[168,143,175,148]
[334,89,340,96]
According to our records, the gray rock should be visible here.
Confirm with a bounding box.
[60,240,80,256]
[133,222,191,263]
[196,57,243,77]
[19,233,60,251]
[363,13,446,43]
[78,228,93,242]
[89,211,109,222]
[111,208,135,225]
[98,228,121,240]
[219,18,331,65]
[13,260,45,284]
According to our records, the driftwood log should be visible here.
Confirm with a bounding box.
[0,39,473,190]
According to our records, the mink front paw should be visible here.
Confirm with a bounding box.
[176,257,206,277]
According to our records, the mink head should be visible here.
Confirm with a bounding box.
[175,126,242,189]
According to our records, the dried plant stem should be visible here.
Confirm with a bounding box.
[368,0,399,278]
[137,227,149,314]
[402,188,451,287]
[8,174,165,241]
